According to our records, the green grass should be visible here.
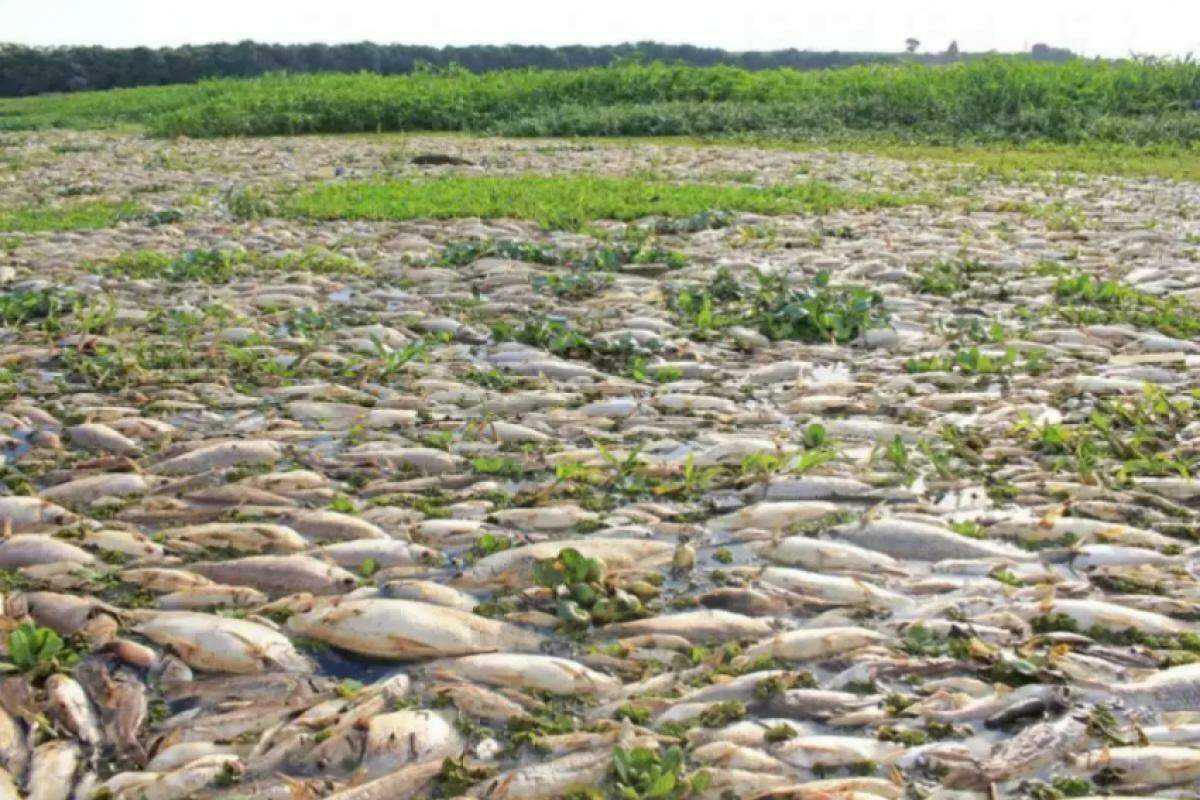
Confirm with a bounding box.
[3,59,1200,148]
[586,135,1200,183]
[0,200,141,232]
[848,141,1200,182]
[282,175,907,229]
[90,247,372,283]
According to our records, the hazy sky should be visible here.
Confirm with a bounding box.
[3,0,1197,57]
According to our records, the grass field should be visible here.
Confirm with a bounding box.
[281,175,909,229]
[0,199,141,232]
[2,59,1200,148]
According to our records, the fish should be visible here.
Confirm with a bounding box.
[602,610,774,644]
[981,709,1089,782]
[0,498,75,532]
[362,709,463,776]
[0,534,92,567]
[743,627,885,661]
[26,741,80,800]
[427,653,621,696]
[470,747,614,800]
[754,536,902,574]
[132,611,313,674]
[321,759,441,800]
[1073,745,1200,787]
[285,598,543,659]
[186,555,357,595]
[832,518,1035,562]
[461,538,674,588]
[45,674,103,747]
[154,440,282,475]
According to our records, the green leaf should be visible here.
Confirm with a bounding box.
[35,629,62,662]
[8,626,32,668]
[532,559,564,588]
[647,772,676,799]
[556,599,591,626]
[612,746,632,783]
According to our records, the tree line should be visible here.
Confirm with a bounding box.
[0,40,1075,97]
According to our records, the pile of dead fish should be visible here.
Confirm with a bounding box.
[2,131,1200,800]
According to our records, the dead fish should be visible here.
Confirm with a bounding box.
[155,440,281,475]
[41,473,150,506]
[379,580,478,612]
[146,743,238,772]
[603,610,774,643]
[18,592,118,635]
[471,747,613,800]
[156,704,294,746]
[45,674,103,747]
[690,741,791,773]
[489,505,599,531]
[321,759,441,800]
[241,470,329,494]
[710,502,841,532]
[27,741,80,800]
[755,536,902,574]
[0,705,27,779]
[362,709,463,776]
[752,566,912,609]
[107,754,244,800]
[1019,598,1186,636]
[982,709,1088,782]
[0,494,75,533]
[159,523,310,554]
[317,539,439,570]
[769,735,904,769]
[187,555,357,595]
[983,686,1070,728]
[78,662,148,765]
[132,611,313,674]
[1106,662,1200,712]
[281,509,390,543]
[81,528,164,560]
[181,484,296,508]
[66,423,142,456]
[764,689,882,721]
[0,534,93,568]
[760,475,893,501]
[121,568,214,593]
[0,768,16,800]
[430,682,529,722]
[743,627,884,661]
[917,684,1067,723]
[1073,745,1200,787]
[427,653,621,696]
[832,518,1035,562]
[341,445,463,473]
[286,597,543,659]
[698,586,797,616]
[691,768,793,799]
[461,537,674,588]
[157,584,268,610]
[163,672,333,705]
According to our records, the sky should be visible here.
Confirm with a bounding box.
[2,0,1198,57]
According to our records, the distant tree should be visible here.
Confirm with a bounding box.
[905,38,920,54]
[0,39,981,97]
[1030,43,1073,62]
[946,40,959,57]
